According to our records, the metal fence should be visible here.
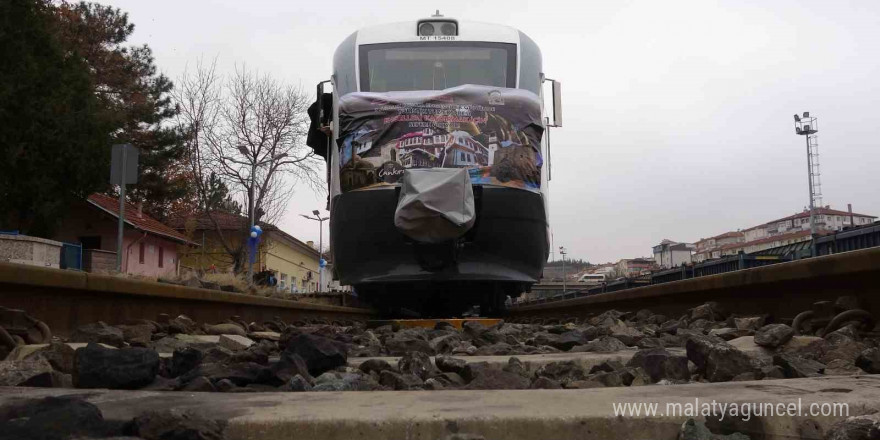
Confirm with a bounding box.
[515,222,880,307]
[60,243,82,270]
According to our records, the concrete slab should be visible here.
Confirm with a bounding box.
[174,334,221,345]
[220,335,255,351]
[348,348,680,370]
[1,376,878,440]
[249,331,280,341]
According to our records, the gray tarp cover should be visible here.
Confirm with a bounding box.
[394,168,475,243]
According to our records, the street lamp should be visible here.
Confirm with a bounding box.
[559,246,567,294]
[793,112,822,256]
[301,211,329,292]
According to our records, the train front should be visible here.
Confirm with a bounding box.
[322,16,555,315]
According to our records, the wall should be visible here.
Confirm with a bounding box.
[263,232,321,294]
[0,235,62,268]
[122,232,178,277]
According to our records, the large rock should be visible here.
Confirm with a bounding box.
[533,360,590,385]
[435,356,468,377]
[606,320,645,346]
[473,343,513,356]
[0,396,109,440]
[182,361,267,386]
[551,330,594,351]
[773,353,825,378]
[572,336,627,353]
[625,348,689,383]
[129,409,225,440]
[284,333,347,376]
[429,333,463,354]
[855,348,880,374]
[312,371,381,391]
[463,363,530,390]
[117,324,154,346]
[824,413,880,440]
[531,376,563,389]
[568,370,626,389]
[70,322,125,348]
[754,324,794,348]
[705,344,757,383]
[14,342,76,374]
[685,334,755,382]
[734,316,765,331]
[171,347,203,378]
[74,343,159,389]
[0,357,55,386]
[270,350,313,385]
[358,359,396,375]
[385,335,434,356]
[690,302,728,321]
[379,370,423,390]
[398,351,439,380]
[679,418,750,440]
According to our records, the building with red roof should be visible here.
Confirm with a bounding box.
[53,193,194,276]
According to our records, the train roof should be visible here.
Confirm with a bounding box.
[353,18,523,45]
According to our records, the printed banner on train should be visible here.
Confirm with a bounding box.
[337,85,544,192]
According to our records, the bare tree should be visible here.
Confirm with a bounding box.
[174,59,322,272]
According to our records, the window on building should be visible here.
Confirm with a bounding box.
[158,246,164,268]
[280,273,287,290]
[139,242,145,264]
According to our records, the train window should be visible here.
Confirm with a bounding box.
[360,42,516,92]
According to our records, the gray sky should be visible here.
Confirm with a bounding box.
[108,0,880,264]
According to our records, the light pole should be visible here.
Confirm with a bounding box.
[559,246,567,294]
[794,112,822,256]
[301,210,329,292]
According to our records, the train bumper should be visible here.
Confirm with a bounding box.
[330,186,548,286]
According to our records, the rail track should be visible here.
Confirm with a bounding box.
[2,246,878,340]
[506,246,880,324]
[0,262,375,341]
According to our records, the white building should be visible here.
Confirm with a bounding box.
[693,206,875,262]
[652,239,694,269]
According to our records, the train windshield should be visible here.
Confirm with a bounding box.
[359,42,516,92]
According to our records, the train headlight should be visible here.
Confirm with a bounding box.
[418,22,435,36]
[417,20,458,37]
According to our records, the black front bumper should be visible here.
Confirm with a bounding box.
[330,186,548,286]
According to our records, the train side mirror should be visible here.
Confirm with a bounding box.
[550,80,562,127]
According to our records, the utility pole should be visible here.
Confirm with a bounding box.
[110,144,138,273]
[794,112,822,256]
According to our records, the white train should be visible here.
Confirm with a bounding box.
[308,13,562,315]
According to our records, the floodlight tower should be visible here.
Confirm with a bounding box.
[793,112,822,255]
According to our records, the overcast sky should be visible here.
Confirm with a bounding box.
[107,0,880,264]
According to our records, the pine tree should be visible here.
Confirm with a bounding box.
[0,0,111,235]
